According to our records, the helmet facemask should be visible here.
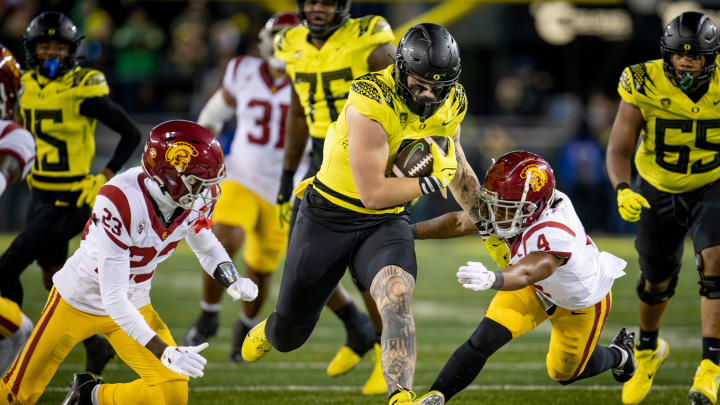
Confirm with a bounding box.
[394,60,455,122]
[145,163,226,211]
[297,0,350,38]
[478,173,554,239]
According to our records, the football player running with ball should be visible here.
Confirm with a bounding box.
[0,45,35,375]
[607,11,720,405]
[181,12,301,363]
[273,0,397,394]
[0,11,142,378]
[0,121,258,405]
[412,152,635,404]
[243,24,487,405]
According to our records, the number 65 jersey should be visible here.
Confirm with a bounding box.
[53,167,230,336]
[618,59,720,193]
[507,191,627,310]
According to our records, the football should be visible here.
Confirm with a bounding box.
[391,136,449,178]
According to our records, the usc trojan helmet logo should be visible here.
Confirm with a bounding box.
[520,164,548,192]
[165,141,198,172]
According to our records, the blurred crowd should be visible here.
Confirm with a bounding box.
[0,0,636,234]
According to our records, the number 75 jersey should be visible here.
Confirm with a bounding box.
[618,59,720,193]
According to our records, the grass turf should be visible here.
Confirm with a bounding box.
[0,234,702,404]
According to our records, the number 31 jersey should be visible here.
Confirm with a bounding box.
[222,55,293,203]
[507,191,627,310]
[618,59,720,193]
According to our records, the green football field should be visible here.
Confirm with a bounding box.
[0,234,703,404]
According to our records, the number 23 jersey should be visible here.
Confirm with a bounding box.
[618,59,720,193]
[273,15,394,139]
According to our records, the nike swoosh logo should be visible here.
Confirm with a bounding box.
[714,99,720,105]
[442,120,454,126]
[570,311,585,315]
[404,144,425,167]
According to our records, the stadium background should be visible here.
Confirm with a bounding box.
[0,0,712,404]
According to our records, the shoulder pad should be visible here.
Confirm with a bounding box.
[351,72,395,109]
[73,68,106,87]
[624,63,657,97]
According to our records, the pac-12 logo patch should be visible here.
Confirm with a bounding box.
[165,141,198,172]
[138,219,145,234]
[520,164,548,192]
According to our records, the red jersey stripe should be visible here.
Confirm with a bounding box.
[98,185,132,234]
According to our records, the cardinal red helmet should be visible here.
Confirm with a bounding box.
[479,151,555,238]
[142,120,225,210]
[0,45,22,121]
[258,12,299,61]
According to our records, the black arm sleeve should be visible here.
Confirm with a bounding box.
[79,96,142,173]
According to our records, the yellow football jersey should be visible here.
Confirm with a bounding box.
[274,15,394,139]
[314,64,467,214]
[618,58,720,193]
[20,67,109,191]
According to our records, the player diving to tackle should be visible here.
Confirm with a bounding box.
[0,121,258,405]
[411,151,636,404]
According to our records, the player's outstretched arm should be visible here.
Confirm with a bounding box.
[412,210,476,240]
[197,88,236,135]
[347,106,427,209]
[457,252,562,292]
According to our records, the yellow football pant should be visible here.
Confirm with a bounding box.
[0,298,23,339]
[212,180,288,273]
[0,288,188,405]
[485,286,612,381]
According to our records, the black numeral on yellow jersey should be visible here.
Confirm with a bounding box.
[295,68,353,123]
[655,119,720,174]
[24,108,68,171]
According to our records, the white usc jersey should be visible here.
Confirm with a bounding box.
[507,191,626,310]
[0,120,35,180]
[223,55,306,203]
[53,167,230,344]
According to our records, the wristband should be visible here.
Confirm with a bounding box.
[213,262,240,288]
[491,271,504,290]
[615,182,630,191]
[419,176,443,195]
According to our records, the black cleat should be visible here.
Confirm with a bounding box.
[60,373,101,405]
[610,328,637,383]
[229,318,253,363]
[83,335,115,376]
[182,310,219,346]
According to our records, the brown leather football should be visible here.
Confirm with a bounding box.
[391,136,449,178]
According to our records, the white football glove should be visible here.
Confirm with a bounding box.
[160,342,209,378]
[227,277,258,301]
[457,261,496,291]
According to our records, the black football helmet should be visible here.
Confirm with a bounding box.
[296,0,350,38]
[395,23,461,122]
[23,11,83,78]
[660,11,719,90]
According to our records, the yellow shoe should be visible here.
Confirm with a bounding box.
[688,359,720,405]
[621,338,670,404]
[416,390,444,405]
[362,343,387,395]
[327,346,361,377]
[389,390,415,405]
[241,318,272,363]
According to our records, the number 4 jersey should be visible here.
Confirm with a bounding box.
[506,191,627,310]
[618,59,720,193]
[52,167,230,344]
[222,55,298,203]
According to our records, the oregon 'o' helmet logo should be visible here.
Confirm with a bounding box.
[165,141,198,172]
[520,164,548,192]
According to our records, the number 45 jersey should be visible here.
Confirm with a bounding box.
[618,59,720,193]
[507,191,627,310]
[222,55,296,203]
[53,167,230,322]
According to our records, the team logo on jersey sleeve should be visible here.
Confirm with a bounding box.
[520,164,548,192]
[661,98,671,109]
[165,141,199,172]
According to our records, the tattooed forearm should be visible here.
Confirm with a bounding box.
[370,265,416,392]
[449,140,482,224]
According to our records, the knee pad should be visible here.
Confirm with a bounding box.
[266,312,316,353]
[697,253,720,299]
[636,274,678,305]
[155,380,188,405]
